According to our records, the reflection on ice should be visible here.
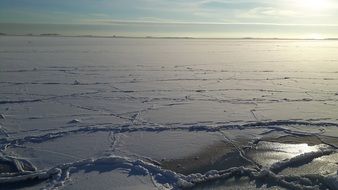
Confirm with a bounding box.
[248,141,330,167]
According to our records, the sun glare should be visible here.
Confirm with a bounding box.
[306,33,325,40]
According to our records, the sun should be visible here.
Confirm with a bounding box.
[299,0,330,11]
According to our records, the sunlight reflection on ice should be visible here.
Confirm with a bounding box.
[249,141,329,167]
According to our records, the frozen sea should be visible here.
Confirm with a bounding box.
[1,36,338,189]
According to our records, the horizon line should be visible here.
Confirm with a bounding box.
[1,33,337,41]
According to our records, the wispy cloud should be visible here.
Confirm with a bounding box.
[239,7,301,18]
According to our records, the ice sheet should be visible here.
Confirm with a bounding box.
[1,36,338,189]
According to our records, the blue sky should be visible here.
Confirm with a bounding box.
[1,0,338,38]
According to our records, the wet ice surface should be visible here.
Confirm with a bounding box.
[1,36,338,189]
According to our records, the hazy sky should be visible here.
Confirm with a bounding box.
[1,0,338,38]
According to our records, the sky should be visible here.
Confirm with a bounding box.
[1,0,338,38]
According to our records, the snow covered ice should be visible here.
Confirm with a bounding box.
[1,36,338,189]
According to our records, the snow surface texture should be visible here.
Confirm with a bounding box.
[1,36,338,189]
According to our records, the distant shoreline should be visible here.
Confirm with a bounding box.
[0,33,337,41]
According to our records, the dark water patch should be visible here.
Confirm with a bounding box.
[161,142,252,175]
